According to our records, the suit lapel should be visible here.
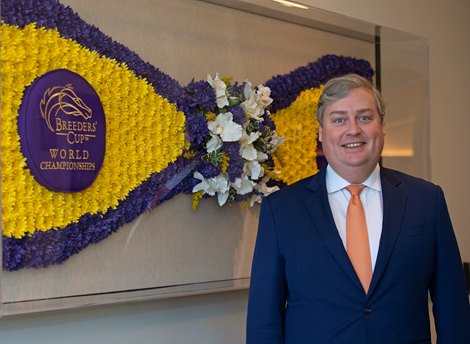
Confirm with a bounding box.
[368,168,407,296]
[304,170,364,292]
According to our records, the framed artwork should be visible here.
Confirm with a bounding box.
[0,0,428,316]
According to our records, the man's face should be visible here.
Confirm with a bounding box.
[319,87,385,181]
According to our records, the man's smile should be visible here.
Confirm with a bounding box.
[343,142,365,148]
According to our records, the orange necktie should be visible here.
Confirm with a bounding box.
[346,185,372,293]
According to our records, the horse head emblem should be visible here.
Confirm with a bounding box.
[40,84,93,132]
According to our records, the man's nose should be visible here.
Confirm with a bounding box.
[347,120,362,135]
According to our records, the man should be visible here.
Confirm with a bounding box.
[246,74,470,343]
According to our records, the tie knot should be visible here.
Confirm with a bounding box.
[346,184,365,196]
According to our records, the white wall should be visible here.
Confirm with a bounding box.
[0,290,249,344]
[1,1,468,343]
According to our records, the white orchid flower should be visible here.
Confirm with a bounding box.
[241,145,258,161]
[241,83,272,121]
[243,80,253,99]
[244,160,264,180]
[241,92,264,121]
[192,172,214,195]
[240,131,260,161]
[232,176,255,195]
[217,190,230,206]
[249,193,262,206]
[192,172,230,206]
[206,133,222,153]
[207,112,243,142]
[249,177,280,206]
[257,151,269,162]
[256,85,273,107]
[256,176,280,196]
[207,73,229,108]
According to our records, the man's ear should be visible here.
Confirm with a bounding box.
[318,126,323,142]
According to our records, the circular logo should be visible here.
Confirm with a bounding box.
[18,69,106,192]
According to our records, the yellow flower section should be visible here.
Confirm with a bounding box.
[191,191,204,210]
[271,86,323,185]
[1,24,187,238]
[220,153,230,174]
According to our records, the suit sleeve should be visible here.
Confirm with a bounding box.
[246,197,287,344]
[430,186,470,343]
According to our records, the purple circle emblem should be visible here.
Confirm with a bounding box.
[18,69,106,192]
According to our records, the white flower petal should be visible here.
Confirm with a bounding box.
[232,177,255,195]
[243,80,252,99]
[220,121,243,142]
[192,172,209,193]
[257,151,268,162]
[218,190,230,206]
[216,95,230,108]
[255,176,280,196]
[250,194,262,206]
[241,93,257,114]
[216,112,233,125]
[192,181,207,193]
[208,112,242,143]
[256,85,273,107]
[241,146,258,161]
[245,160,263,180]
[260,184,279,196]
[207,73,215,86]
[206,134,222,152]
[207,74,229,109]
[246,131,261,145]
[207,120,218,134]
[213,174,229,193]
[193,171,204,181]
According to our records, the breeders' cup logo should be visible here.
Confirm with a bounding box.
[40,84,97,145]
[18,69,106,192]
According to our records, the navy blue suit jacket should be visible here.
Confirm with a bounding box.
[247,167,470,344]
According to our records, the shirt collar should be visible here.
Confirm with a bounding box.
[326,164,382,194]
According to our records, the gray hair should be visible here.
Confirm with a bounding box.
[316,73,385,126]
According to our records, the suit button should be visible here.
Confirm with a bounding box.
[363,307,372,315]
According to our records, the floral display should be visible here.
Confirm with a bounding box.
[188,75,283,208]
[0,0,374,270]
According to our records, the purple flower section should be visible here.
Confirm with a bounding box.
[179,80,217,113]
[196,162,221,179]
[230,105,246,126]
[186,114,209,149]
[230,82,244,97]
[234,193,252,203]
[266,54,374,112]
[179,80,216,148]
[263,114,275,131]
[0,0,183,105]
[222,142,243,182]
[2,157,195,271]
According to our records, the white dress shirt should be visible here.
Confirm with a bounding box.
[325,164,383,270]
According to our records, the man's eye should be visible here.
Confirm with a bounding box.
[359,116,371,122]
[332,118,345,124]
